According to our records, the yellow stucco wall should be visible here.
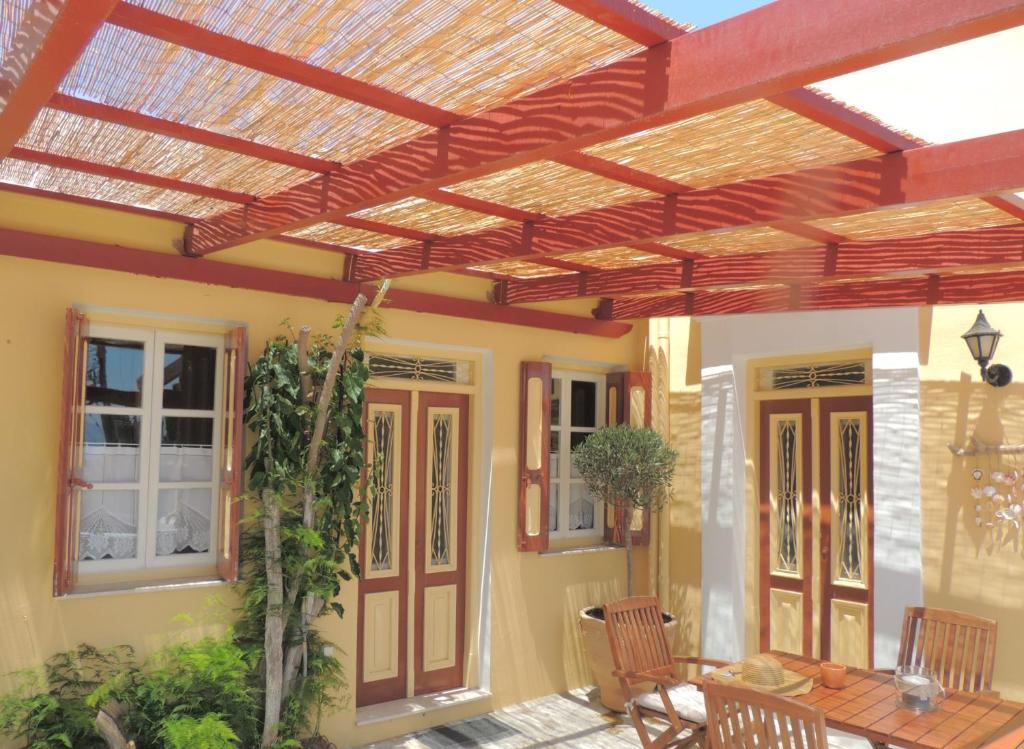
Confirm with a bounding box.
[0,193,650,746]
[918,302,1024,700]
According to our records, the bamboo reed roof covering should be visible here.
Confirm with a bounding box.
[2,0,1023,322]
[806,197,1014,241]
[447,160,659,217]
[583,98,883,189]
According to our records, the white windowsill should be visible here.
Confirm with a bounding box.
[355,687,491,726]
[64,575,227,599]
[539,543,621,557]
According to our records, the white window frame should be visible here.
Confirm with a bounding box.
[549,369,606,541]
[79,323,224,575]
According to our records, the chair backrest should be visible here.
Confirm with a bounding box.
[704,680,828,749]
[604,596,673,685]
[898,606,998,692]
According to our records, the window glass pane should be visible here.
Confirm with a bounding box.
[549,482,559,533]
[83,414,141,483]
[160,417,214,481]
[79,489,138,560]
[549,429,560,479]
[550,377,562,426]
[156,488,212,556]
[570,380,596,427]
[85,339,144,407]
[163,344,217,410]
[570,431,591,479]
[569,483,595,531]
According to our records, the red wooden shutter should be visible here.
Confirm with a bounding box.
[518,361,551,551]
[603,371,653,546]
[53,308,88,596]
[217,326,247,581]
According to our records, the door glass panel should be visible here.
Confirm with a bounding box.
[570,380,596,427]
[156,488,212,556]
[160,417,214,481]
[85,339,144,407]
[549,430,560,479]
[550,377,562,426]
[836,418,864,583]
[569,431,590,479]
[79,489,138,560]
[82,414,141,483]
[163,344,217,410]
[369,410,395,573]
[429,413,453,567]
[775,419,799,573]
[549,483,559,532]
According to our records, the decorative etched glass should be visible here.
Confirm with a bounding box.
[369,411,395,572]
[775,419,799,573]
[836,418,864,581]
[430,414,453,567]
[367,355,471,384]
[762,361,866,390]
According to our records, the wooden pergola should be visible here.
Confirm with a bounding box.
[1,0,1023,337]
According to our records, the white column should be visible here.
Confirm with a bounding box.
[700,365,746,662]
[871,351,924,667]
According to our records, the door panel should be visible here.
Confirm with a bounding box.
[356,389,411,707]
[820,396,873,667]
[414,392,469,695]
[759,399,813,657]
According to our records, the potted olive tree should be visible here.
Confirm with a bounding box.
[572,424,678,711]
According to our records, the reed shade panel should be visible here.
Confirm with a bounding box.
[583,98,882,189]
[703,680,829,749]
[352,196,510,236]
[467,259,576,279]
[898,606,998,693]
[0,0,30,62]
[126,0,648,114]
[0,158,237,217]
[807,197,1016,240]
[663,225,813,256]
[60,25,429,164]
[446,160,658,217]
[19,108,315,196]
[557,246,668,269]
[286,222,407,251]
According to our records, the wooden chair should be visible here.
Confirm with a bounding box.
[703,680,829,749]
[896,607,998,692]
[605,596,727,749]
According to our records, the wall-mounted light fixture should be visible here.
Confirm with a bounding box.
[962,309,1013,387]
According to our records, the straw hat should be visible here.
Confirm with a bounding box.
[707,654,813,696]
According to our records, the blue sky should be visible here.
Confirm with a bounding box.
[641,0,773,27]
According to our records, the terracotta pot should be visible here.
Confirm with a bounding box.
[820,661,848,689]
[579,606,679,712]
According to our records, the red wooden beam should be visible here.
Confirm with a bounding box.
[348,128,1024,280]
[107,2,454,127]
[0,227,632,337]
[984,194,1024,221]
[767,88,923,153]
[186,0,1024,255]
[598,267,1024,319]
[549,0,685,45]
[48,93,336,173]
[9,147,256,204]
[501,223,1024,303]
[0,0,118,156]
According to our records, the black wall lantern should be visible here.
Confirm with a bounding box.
[962,309,1013,387]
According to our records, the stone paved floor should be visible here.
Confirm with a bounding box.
[356,688,872,749]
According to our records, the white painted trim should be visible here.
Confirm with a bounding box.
[542,354,628,372]
[73,303,246,329]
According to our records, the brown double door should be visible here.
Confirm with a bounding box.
[356,389,469,706]
[758,395,874,667]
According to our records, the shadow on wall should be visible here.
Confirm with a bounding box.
[561,578,625,689]
[668,390,701,656]
[920,374,1024,699]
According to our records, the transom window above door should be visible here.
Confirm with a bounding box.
[79,325,224,574]
[548,370,606,540]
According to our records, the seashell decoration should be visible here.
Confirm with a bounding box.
[971,468,1024,541]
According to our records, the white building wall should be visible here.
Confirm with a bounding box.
[698,308,923,666]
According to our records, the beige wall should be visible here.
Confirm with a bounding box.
[0,192,649,746]
[919,303,1024,700]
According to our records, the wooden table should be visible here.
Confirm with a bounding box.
[692,653,1024,749]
